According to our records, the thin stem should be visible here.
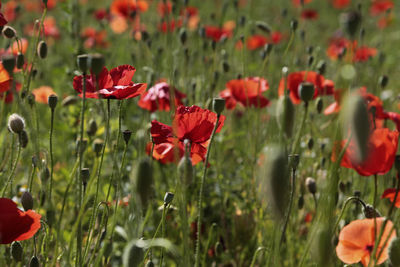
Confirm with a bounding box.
[333,196,367,233]
[291,102,309,155]
[48,107,55,203]
[160,204,167,267]
[280,165,296,247]
[2,138,21,197]
[194,114,221,267]
[250,247,266,267]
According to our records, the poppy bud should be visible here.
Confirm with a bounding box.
[179,28,187,45]
[178,155,193,185]
[255,21,271,33]
[19,129,29,148]
[145,260,155,267]
[312,226,332,266]
[41,166,50,183]
[87,119,97,137]
[340,94,370,163]
[307,138,314,150]
[123,130,132,145]
[77,54,89,73]
[93,139,103,156]
[300,30,305,41]
[37,40,48,59]
[298,195,304,209]
[21,191,34,211]
[307,56,314,67]
[48,94,58,110]
[134,158,153,207]
[164,192,174,205]
[239,16,246,27]
[8,113,25,134]
[29,256,40,267]
[299,82,315,103]
[213,98,225,115]
[315,97,323,114]
[88,53,105,75]
[260,146,289,220]
[317,61,326,75]
[340,11,362,38]
[290,19,298,32]
[305,177,317,194]
[363,204,381,218]
[81,168,90,186]
[379,75,389,89]
[306,46,313,54]
[2,54,15,75]
[222,61,230,73]
[11,241,23,262]
[16,53,24,69]
[289,154,300,169]
[32,156,39,168]
[2,26,16,38]
[123,240,144,267]
[42,0,48,8]
[389,237,400,266]
[276,96,295,138]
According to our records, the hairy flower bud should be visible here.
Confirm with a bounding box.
[2,54,15,75]
[21,191,34,211]
[305,177,317,194]
[11,241,23,262]
[37,40,48,59]
[2,26,16,38]
[8,113,25,134]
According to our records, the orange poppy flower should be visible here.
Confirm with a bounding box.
[32,86,57,104]
[381,188,400,208]
[332,128,399,176]
[0,63,11,93]
[336,218,396,266]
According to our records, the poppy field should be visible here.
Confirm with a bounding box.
[2,0,400,266]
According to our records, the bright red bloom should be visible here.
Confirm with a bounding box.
[73,65,146,99]
[158,19,182,33]
[150,105,225,165]
[219,77,269,109]
[301,9,319,20]
[138,81,186,112]
[204,25,232,42]
[336,218,396,266]
[382,188,400,208]
[278,71,329,104]
[354,46,377,62]
[271,31,285,44]
[326,37,349,60]
[94,8,110,21]
[110,0,148,18]
[82,27,109,49]
[370,0,394,16]
[326,38,377,62]
[332,128,399,176]
[0,198,41,244]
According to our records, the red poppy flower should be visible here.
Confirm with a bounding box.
[110,0,148,18]
[301,9,319,20]
[332,0,351,9]
[0,198,41,244]
[271,31,285,44]
[0,82,21,104]
[382,188,400,207]
[332,128,399,176]
[158,19,183,33]
[94,8,110,21]
[138,81,186,112]
[150,105,225,165]
[204,25,232,42]
[82,27,109,49]
[326,37,350,60]
[354,46,377,62]
[219,77,269,109]
[0,2,7,26]
[246,35,268,50]
[158,1,172,17]
[370,0,394,16]
[278,71,328,104]
[336,218,396,266]
[73,65,146,99]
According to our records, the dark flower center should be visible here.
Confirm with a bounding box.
[365,244,374,252]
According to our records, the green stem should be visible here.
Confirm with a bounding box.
[1,138,21,197]
[48,107,55,203]
[160,204,167,267]
[250,247,266,267]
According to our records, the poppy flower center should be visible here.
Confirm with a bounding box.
[365,244,374,252]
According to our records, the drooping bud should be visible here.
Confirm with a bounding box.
[212,98,225,115]
[389,237,400,267]
[2,26,16,38]
[134,158,153,208]
[363,204,381,218]
[88,53,105,75]
[290,19,298,32]
[164,192,174,205]
[11,241,23,262]
[21,191,34,211]
[77,54,89,73]
[48,94,58,110]
[340,11,362,38]
[29,256,40,267]
[81,168,90,186]
[16,53,24,69]
[299,82,315,103]
[19,130,29,148]
[276,96,295,138]
[8,113,25,134]
[315,97,323,114]
[2,54,15,75]
[307,138,314,150]
[340,93,370,164]
[37,40,48,59]
[305,177,317,194]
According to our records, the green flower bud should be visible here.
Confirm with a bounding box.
[11,241,23,262]
[21,191,34,211]
[212,98,225,115]
[2,54,15,74]
[276,96,295,138]
[88,53,105,75]
[37,40,48,59]
[48,94,58,110]
[86,119,97,137]
[8,113,25,134]
[77,54,89,73]
[299,82,315,103]
[2,26,16,38]
[16,53,24,69]
[255,21,271,33]
[305,177,317,194]
[164,192,174,205]
[29,256,40,267]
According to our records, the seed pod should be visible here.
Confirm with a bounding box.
[93,139,104,156]
[81,168,90,186]
[37,40,48,59]
[77,54,89,73]
[340,93,370,164]
[2,26,16,38]
[212,98,225,115]
[389,237,400,267]
[8,113,25,134]
[276,96,295,138]
[145,260,155,267]
[19,130,29,148]
[88,53,105,75]
[11,241,23,262]
[29,256,40,267]
[299,82,315,103]
[260,146,289,220]
[48,94,58,110]
[340,11,362,38]
[305,177,317,194]
[363,204,381,218]
[134,158,153,207]
[2,54,15,74]
[315,97,323,114]
[123,240,144,267]
[16,53,24,69]
[21,191,34,211]
[290,19,298,32]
